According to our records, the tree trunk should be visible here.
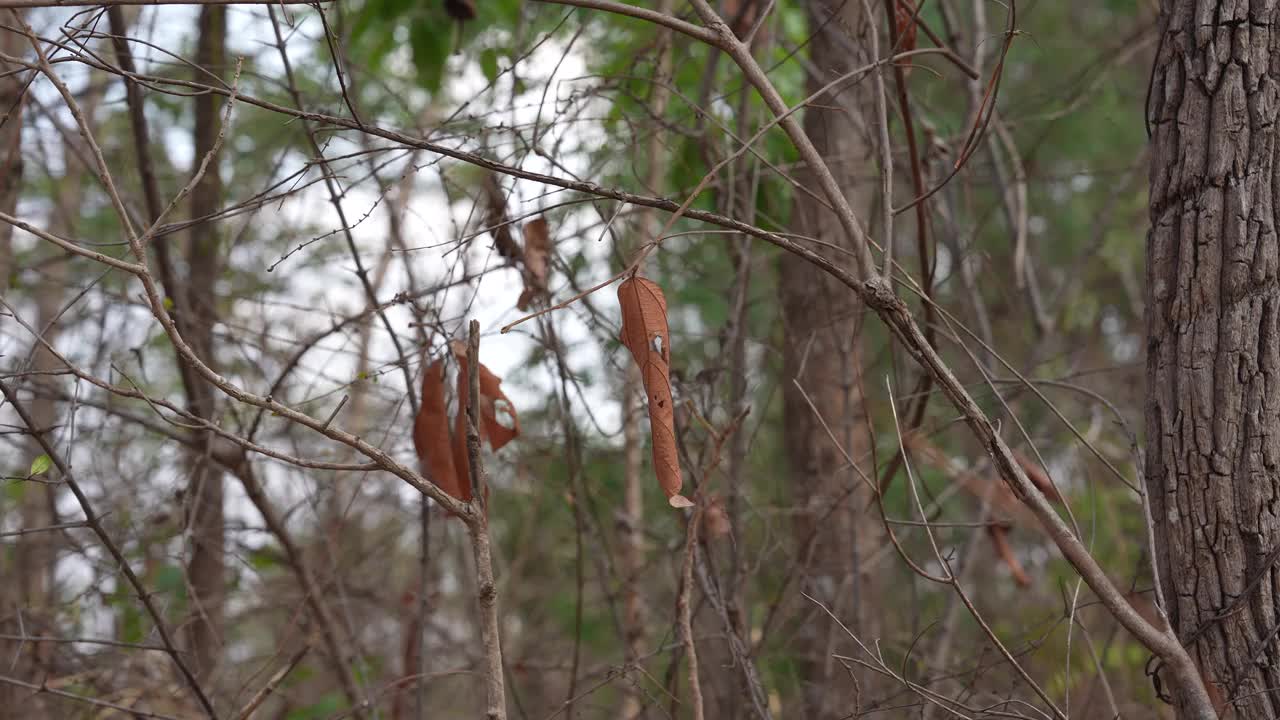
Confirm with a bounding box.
[0,20,28,712]
[185,5,227,681]
[1146,2,1280,716]
[0,19,20,294]
[781,1,883,716]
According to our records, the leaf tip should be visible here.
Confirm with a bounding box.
[668,495,694,509]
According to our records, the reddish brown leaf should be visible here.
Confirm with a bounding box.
[413,359,464,502]
[482,173,519,259]
[444,0,476,22]
[452,372,475,503]
[450,351,520,501]
[894,0,918,68]
[703,496,731,539]
[987,523,1031,587]
[473,361,520,450]
[1012,451,1065,504]
[450,351,520,450]
[724,0,758,38]
[518,217,551,311]
[617,275,691,508]
[905,433,1041,531]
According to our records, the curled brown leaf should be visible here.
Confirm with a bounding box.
[618,275,691,508]
[987,523,1032,588]
[450,346,521,500]
[413,359,464,501]
[482,173,519,259]
[1012,450,1065,505]
[518,217,551,311]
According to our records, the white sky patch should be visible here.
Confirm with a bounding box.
[2,6,637,630]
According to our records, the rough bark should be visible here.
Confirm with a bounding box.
[0,19,25,576]
[0,18,20,294]
[0,22,30,711]
[1146,1,1280,716]
[185,4,228,680]
[781,1,882,716]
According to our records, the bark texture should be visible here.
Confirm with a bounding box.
[185,4,228,680]
[0,22,29,712]
[781,1,882,716]
[0,22,19,293]
[1147,1,1280,716]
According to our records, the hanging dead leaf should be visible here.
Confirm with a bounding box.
[517,217,551,311]
[618,275,691,508]
[894,0,918,71]
[450,350,520,503]
[449,339,468,360]
[450,345,521,450]
[482,173,519,259]
[724,0,759,38]
[1012,451,1065,504]
[987,523,1031,587]
[904,433,1040,531]
[413,359,464,502]
[703,496,731,539]
[474,361,521,449]
[444,0,475,21]
[452,374,475,503]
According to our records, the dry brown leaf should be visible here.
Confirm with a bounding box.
[703,496,731,539]
[894,0,918,71]
[450,346,520,450]
[474,361,520,450]
[905,434,1038,586]
[723,0,758,38]
[905,433,1040,531]
[450,352,520,501]
[987,523,1031,587]
[618,276,691,508]
[1012,451,1065,504]
[518,217,551,311]
[413,359,464,501]
[444,0,476,20]
[482,173,519,259]
[452,373,475,503]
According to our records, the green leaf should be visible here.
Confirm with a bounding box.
[155,564,186,597]
[286,692,344,720]
[409,18,451,92]
[480,48,500,84]
[29,454,52,477]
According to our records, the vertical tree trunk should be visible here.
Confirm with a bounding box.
[3,32,103,713]
[1146,2,1280,716]
[186,5,227,681]
[781,2,883,716]
[0,20,28,713]
[0,19,20,293]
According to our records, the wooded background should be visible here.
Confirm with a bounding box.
[0,0,1260,718]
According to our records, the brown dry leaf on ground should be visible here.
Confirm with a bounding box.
[618,275,691,508]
